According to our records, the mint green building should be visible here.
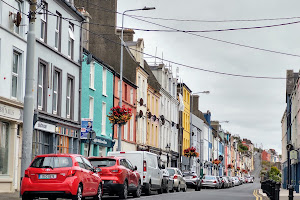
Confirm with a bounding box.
[81,49,115,156]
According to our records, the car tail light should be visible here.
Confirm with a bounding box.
[67,170,76,177]
[143,160,147,172]
[192,175,197,178]
[24,170,30,178]
[201,180,204,183]
[222,180,224,183]
[110,169,121,173]
[174,175,178,179]
[120,152,125,154]
[213,181,217,183]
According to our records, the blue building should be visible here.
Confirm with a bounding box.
[80,49,115,156]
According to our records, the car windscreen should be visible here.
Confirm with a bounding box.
[167,169,176,176]
[89,158,116,167]
[31,156,73,168]
[183,172,196,177]
[203,176,216,180]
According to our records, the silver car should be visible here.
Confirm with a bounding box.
[182,171,201,191]
[166,168,187,192]
[201,175,221,189]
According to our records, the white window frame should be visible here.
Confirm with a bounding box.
[89,62,95,89]
[102,67,107,95]
[52,70,59,114]
[130,88,133,104]
[38,64,44,110]
[40,1,47,41]
[124,122,128,140]
[130,115,134,141]
[68,24,74,59]
[89,96,94,120]
[66,78,72,118]
[11,51,20,99]
[101,102,106,135]
[54,13,61,50]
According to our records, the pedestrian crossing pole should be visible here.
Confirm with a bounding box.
[21,0,36,178]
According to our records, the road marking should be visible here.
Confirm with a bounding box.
[253,189,262,200]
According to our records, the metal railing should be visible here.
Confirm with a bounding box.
[261,180,280,200]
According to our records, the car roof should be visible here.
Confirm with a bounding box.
[35,153,81,158]
[88,156,123,160]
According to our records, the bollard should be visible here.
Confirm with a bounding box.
[289,185,294,200]
[271,180,276,200]
[274,182,280,200]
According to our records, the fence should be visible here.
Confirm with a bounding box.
[261,180,280,200]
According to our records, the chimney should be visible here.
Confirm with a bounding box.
[116,29,135,42]
[77,7,92,50]
[192,95,199,112]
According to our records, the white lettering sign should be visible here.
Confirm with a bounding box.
[0,103,22,121]
[34,121,56,133]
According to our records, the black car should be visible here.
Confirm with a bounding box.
[182,171,201,191]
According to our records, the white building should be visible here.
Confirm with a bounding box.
[151,64,179,167]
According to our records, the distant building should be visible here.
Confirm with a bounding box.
[262,150,271,162]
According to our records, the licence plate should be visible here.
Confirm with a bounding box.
[39,174,57,179]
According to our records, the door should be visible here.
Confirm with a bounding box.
[82,157,99,195]
[75,156,91,196]
[177,169,184,188]
[126,159,137,187]
[120,159,130,185]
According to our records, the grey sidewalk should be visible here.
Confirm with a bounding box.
[0,192,20,200]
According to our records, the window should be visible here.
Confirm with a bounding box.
[142,80,145,100]
[102,102,106,135]
[130,114,134,141]
[68,23,74,59]
[12,51,20,99]
[75,156,85,169]
[89,96,94,119]
[102,68,107,95]
[124,84,128,101]
[52,68,61,115]
[66,76,74,119]
[57,135,69,153]
[0,122,9,175]
[124,122,128,140]
[38,61,47,111]
[14,0,22,34]
[169,78,172,93]
[117,80,121,97]
[147,94,150,110]
[138,76,141,99]
[32,131,51,158]
[31,156,72,168]
[81,157,94,171]
[89,62,94,89]
[83,143,89,157]
[54,11,62,50]
[130,88,133,104]
[40,1,47,42]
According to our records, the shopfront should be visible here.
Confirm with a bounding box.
[81,135,114,157]
[32,120,80,158]
[0,99,23,193]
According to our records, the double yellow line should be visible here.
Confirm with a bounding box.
[253,189,263,200]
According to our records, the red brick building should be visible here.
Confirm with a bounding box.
[262,150,271,162]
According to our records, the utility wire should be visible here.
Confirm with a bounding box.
[76,0,300,58]
[1,0,29,16]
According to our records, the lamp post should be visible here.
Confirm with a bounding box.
[166,143,171,167]
[117,6,155,151]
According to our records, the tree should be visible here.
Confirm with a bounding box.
[268,166,281,183]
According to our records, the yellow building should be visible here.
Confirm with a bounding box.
[178,83,192,154]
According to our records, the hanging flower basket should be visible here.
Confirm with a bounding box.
[227,164,233,168]
[107,105,132,125]
[183,147,199,157]
[237,167,240,171]
[212,159,221,166]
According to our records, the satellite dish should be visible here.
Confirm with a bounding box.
[86,53,93,64]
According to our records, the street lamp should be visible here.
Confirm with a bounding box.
[117,6,155,151]
[166,143,171,167]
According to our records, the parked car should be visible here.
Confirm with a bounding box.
[182,171,201,191]
[226,176,234,187]
[201,175,221,189]
[161,169,174,193]
[21,154,103,200]
[246,176,254,183]
[88,156,141,199]
[220,177,230,188]
[232,177,240,186]
[166,168,187,192]
[216,176,223,188]
[107,151,162,195]
[240,177,245,184]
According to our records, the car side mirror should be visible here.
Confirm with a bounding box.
[95,168,101,173]
[133,166,137,171]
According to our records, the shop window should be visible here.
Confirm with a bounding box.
[57,135,69,153]
[83,143,89,157]
[32,131,51,158]
[0,122,9,175]
[99,146,105,157]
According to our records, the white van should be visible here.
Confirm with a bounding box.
[108,151,163,195]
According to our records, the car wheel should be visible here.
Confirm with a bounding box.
[165,182,169,193]
[133,180,142,198]
[158,182,163,194]
[183,184,187,192]
[195,182,201,191]
[145,182,151,196]
[176,184,180,192]
[93,184,102,200]
[119,181,128,199]
[72,184,83,200]
[22,195,33,200]
[170,182,175,193]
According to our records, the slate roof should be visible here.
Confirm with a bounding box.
[144,61,161,92]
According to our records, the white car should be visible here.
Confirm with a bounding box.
[108,151,163,195]
[233,177,240,186]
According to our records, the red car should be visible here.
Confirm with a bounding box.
[88,156,141,199]
[21,154,102,200]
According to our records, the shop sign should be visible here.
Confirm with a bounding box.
[92,136,114,147]
[34,121,56,133]
[0,103,22,121]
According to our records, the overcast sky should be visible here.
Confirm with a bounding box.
[117,0,300,154]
